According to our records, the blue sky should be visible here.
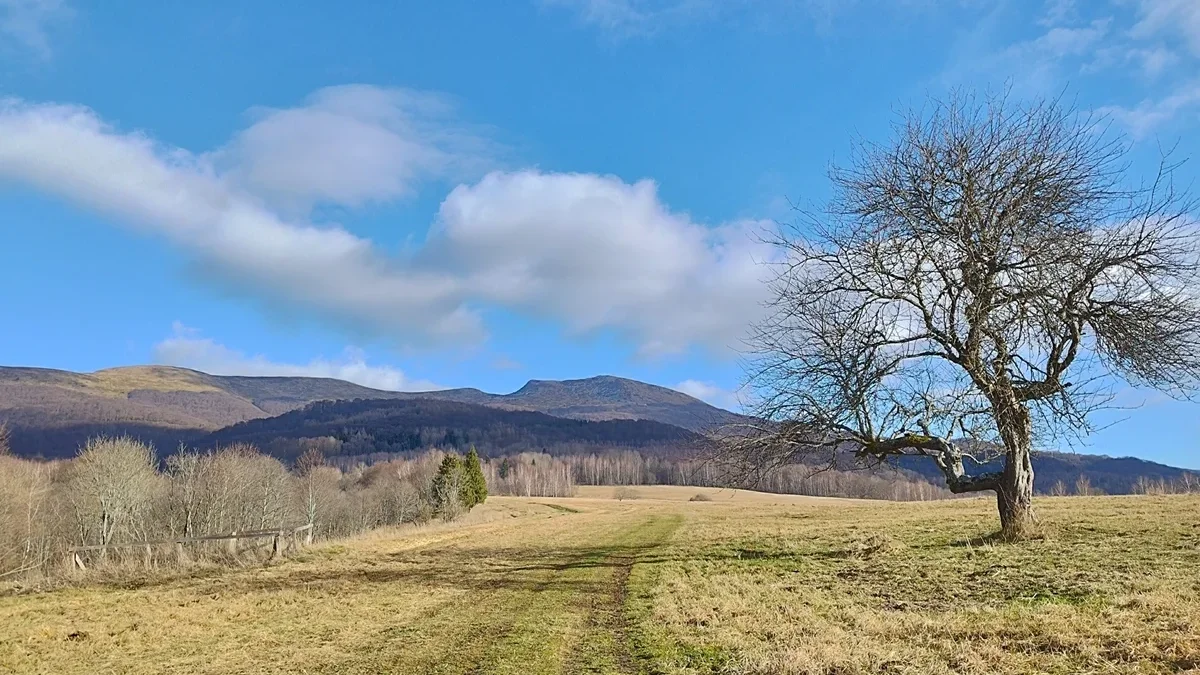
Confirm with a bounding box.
[1,0,1199,468]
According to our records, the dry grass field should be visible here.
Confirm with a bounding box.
[2,491,1199,674]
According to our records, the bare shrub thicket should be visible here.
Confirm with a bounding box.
[1133,473,1200,495]
[0,437,456,579]
[613,486,641,501]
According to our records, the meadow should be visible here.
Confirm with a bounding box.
[2,487,1198,674]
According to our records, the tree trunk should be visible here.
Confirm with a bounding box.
[997,449,1035,536]
[995,403,1036,537]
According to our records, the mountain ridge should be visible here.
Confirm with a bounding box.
[3,364,1195,496]
[0,365,743,457]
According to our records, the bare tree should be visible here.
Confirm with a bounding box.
[733,91,1200,536]
[296,447,324,530]
[1074,475,1096,497]
[68,436,159,552]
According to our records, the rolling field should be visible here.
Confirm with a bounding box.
[2,492,1199,674]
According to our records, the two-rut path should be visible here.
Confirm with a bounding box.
[0,498,683,675]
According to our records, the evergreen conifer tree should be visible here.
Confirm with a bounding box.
[432,453,464,518]
[462,446,488,507]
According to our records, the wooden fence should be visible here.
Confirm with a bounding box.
[67,523,314,571]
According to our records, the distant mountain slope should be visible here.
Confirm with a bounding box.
[0,365,740,457]
[198,397,701,463]
[0,366,266,456]
[892,450,1197,496]
[498,376,736,429]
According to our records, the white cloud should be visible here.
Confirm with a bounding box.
[942,17,1112,93]
[1098,81,1200,140]
[1131,0,1200,57]
[542,0,717,36]
[0,0,67,59]
[435,170,775,356]
[541,0,870,37]
[153,323,442,392]
[491,356,524,370]
[1096,0,1200,135]
[0,95,485,344]
[0,92,772,356]
[211,85,497,212]
[673,379,744,411]
[943,1,1200,135]
[1125,45,1179,78]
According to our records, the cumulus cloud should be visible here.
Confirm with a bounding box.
[0,95,485,343]
[211,85,497,212]
[673,379,744,411]
[153,323,442,392]
[0,91,772,356]
[434,171,774,356]
[0,0,68,59]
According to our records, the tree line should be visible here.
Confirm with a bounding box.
[0,428,487,580]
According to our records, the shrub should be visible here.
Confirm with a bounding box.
[613,486,640,501]
[689,493,714,502]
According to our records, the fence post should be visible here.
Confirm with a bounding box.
[270,533,281,561]
[144,544,153,569]
[303,524,313,547]
[175,541,186,564]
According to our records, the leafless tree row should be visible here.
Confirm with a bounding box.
[558,451,955,501]
[484,453,576,497]
[1131,473,1200,495]
[0,437,452,579]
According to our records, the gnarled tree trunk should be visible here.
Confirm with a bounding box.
[997,449,1035,535]
[994,402,1036,536]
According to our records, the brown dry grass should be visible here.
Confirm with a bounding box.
[2,493,1198,674]
[84,366,222,396]
[572,484,864,504]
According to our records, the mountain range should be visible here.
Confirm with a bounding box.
[0,365,742,458]
[0,364,1194,495]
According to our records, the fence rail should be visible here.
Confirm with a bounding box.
[67,523,314,571]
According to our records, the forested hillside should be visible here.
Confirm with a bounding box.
[199,397,701,464]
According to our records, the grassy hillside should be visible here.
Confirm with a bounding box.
[0,366,268,456]
[3,493,1198,673]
